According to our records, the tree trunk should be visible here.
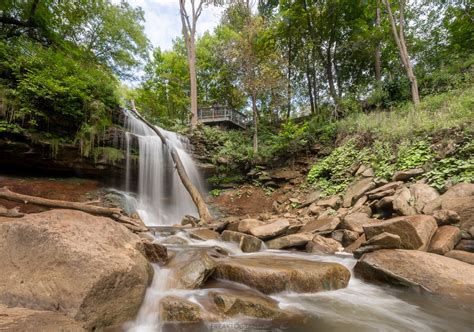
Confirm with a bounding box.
[375,0,382,82]
[188,38,199,129]
[383,0,420,105]
[130,107,213,223]
[306,61,316,114]
[0,187,147,232]
[324,46,339,108]
[251,93,258,154]
[287,33,292,119]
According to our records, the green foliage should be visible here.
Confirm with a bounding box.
[92,147,125,165]
[209,189,222,197]
[0,120,23,134]
[202,126,254,164]
[396,140,434,170]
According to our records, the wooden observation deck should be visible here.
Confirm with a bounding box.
[197,106,247,129]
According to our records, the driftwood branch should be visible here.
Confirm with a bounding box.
[129,104,213,223]
[0,205,24,218]
[0,187,148,232]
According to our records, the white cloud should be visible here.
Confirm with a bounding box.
[118,0,224,50]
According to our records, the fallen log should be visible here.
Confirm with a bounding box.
[0,187,147,232]
[129,104,213,223]
[0,205,24,218]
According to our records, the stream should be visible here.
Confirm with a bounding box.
[120,111,473,332]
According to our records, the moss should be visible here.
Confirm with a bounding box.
[92,147,124,165]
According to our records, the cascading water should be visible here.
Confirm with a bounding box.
[122,109,205,226]
[122,112,472,332]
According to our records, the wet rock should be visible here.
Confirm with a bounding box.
[159,296,201,322]
[343,178,376,208]
[181,215,200,227]
[168,249,218,289]
[250,219,290,240]
[410,183,440,213]
[301,217,341,233]
[189,229,221,241]
[392,168,424,182]
[344,234,366,253]
[423,183,474,214]
[306,235,342,254]
[393,187,417,216]
[455,239,474,253]
[136,239,168,265]
[338,212,378,233]
[160,235,189,245]
[364,232,402,248]
[221,230,263,253]
[432,209,461,226]
[0,210,152,330]
[445,250,474,265]
[428,226,462,255]
[441,196,474,231]
[211,291,299,320]
[213,256,350,294]
[237,218,265,234]
[363,215,437,250]
[0,305,84,332]
[266,232,314,249]
[354,249,474,302]
[316,195,341,209]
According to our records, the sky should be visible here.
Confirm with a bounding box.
[118,0,225,50]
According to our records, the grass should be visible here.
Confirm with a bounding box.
[336,85,474,141]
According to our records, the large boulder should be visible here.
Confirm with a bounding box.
[167,249,218,289]
[0,210,152,330]
[423,183,474,214]
[428,226,462,255]
[250,219,289,240]
[354,249,474,302]
[159,296,202,322]
[342,178,376,208]
[212,256,350,294]
[363,215,437,250]
[188,229,221,241]
[221,230,263,253]
[237,218,265,234]
[266,232,314,249]
[392,187,417,216]
[441,196,474,231]
[306,235,342,254]
[409,183,440,213]
[339,213,379,233]
[0,305,84,331]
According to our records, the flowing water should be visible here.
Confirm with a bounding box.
[121,113,473,332]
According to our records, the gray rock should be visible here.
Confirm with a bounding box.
[455,239,474,253]
[250,219,290,240]
[221,230,263,253]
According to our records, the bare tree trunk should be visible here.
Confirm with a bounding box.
[375,0,382,82]
[0,187,147,232]
[251,93,258,154]
[287,33,292,119]
[130,106,213,223]
[383,0,420,105]
[306,60,316,114]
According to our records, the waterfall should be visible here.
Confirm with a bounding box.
[122,109,205,226]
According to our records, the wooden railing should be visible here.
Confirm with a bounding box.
[197,106,247,129]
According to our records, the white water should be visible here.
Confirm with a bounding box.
[123,110,205,226]
[122,113,472,331]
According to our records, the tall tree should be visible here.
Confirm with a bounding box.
[375,0,382,82]
[382,0,420,105]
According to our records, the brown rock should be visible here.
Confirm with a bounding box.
[250,219,290,240]
[344,234,366,253]
[301,217,341,233]
[423,183,474,214]
[0,305,84,332]
[410,183,440,213]
[308,203,325,216]
[331,229,359,247]
[432,209,461,226]
[270,169,301,180]
[441,196,474,231]
[316,195,341,209]
[213,256,350,294]
[237,218,265,233]
[368,188,395,200]
[159,296,201,322]
[363,215,437,250]
[364,232,402,248]
[393,187,417,216]
[339,212,378,233]
[266,232,314,249]
[352,195,368,210]
[366,181,403,196]
[306,235,342,254]
[221,230,263,253]
[392,168,424,182]
[0,210,152,330]
[136,240,168,265]
[455,239,474,253]
[445,250,474,265]
[343,178,376,208]
[160,235,189,245]
[354,249,474,302]
[168,249,218,289]
[428,226,462,255]
[301,191,321,207]
[189,229,221,241]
